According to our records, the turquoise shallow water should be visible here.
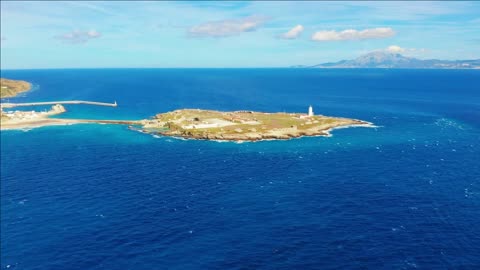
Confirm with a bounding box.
[1,69,479,269]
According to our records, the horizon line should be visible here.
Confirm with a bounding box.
[2,67,480,71]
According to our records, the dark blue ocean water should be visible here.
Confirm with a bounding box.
[1,69,479,269]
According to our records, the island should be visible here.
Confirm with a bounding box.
[138,108,372,141]
[1,78,374,141]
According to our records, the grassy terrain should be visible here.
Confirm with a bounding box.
[0,78,32,98]
[145,109,364,140]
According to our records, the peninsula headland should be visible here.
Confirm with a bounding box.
[0,78,32,98]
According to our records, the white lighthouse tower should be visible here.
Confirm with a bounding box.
[308,105,314,117]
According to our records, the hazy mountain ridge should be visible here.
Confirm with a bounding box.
[297,51,480,69]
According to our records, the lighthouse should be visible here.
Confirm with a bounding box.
[308,105,314,117]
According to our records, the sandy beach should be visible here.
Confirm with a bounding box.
[1,118,141,131]
[1,118,86,130]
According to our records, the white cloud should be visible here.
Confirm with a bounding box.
[386,45,405,53]
[382,45,429,56]
[188,15,268,37]
[311,27,395,41]
[280,25,304,39]
[56,30,102,44]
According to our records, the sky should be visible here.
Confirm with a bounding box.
[1,1,479,69]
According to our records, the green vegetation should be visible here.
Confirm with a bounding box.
[0,78,32,98]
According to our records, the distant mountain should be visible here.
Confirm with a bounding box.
[297,51,480,69]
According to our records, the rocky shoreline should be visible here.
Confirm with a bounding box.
[139,109,373,142]
[0,78,32,98]
[147,124,372,142]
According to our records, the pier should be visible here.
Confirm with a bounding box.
[0,100,117,108]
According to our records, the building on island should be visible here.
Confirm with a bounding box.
[308,105,314,117]
[299,105,314,119]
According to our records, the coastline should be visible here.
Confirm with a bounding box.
[0,78,32,98]
[1,78,375,142]
[321,122,378,137]
[0,118,83,130]
[1,102,375,142]
[139,122,377,143]
[1,114,375,143]
[140,119,376,142]
[1,118,140,131]
[1,81,135,131]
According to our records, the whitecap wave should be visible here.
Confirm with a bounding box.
[434,118,464,130]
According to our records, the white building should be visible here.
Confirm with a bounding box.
[308,105,314,117]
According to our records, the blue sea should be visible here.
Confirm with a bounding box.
[1,69,479,269]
